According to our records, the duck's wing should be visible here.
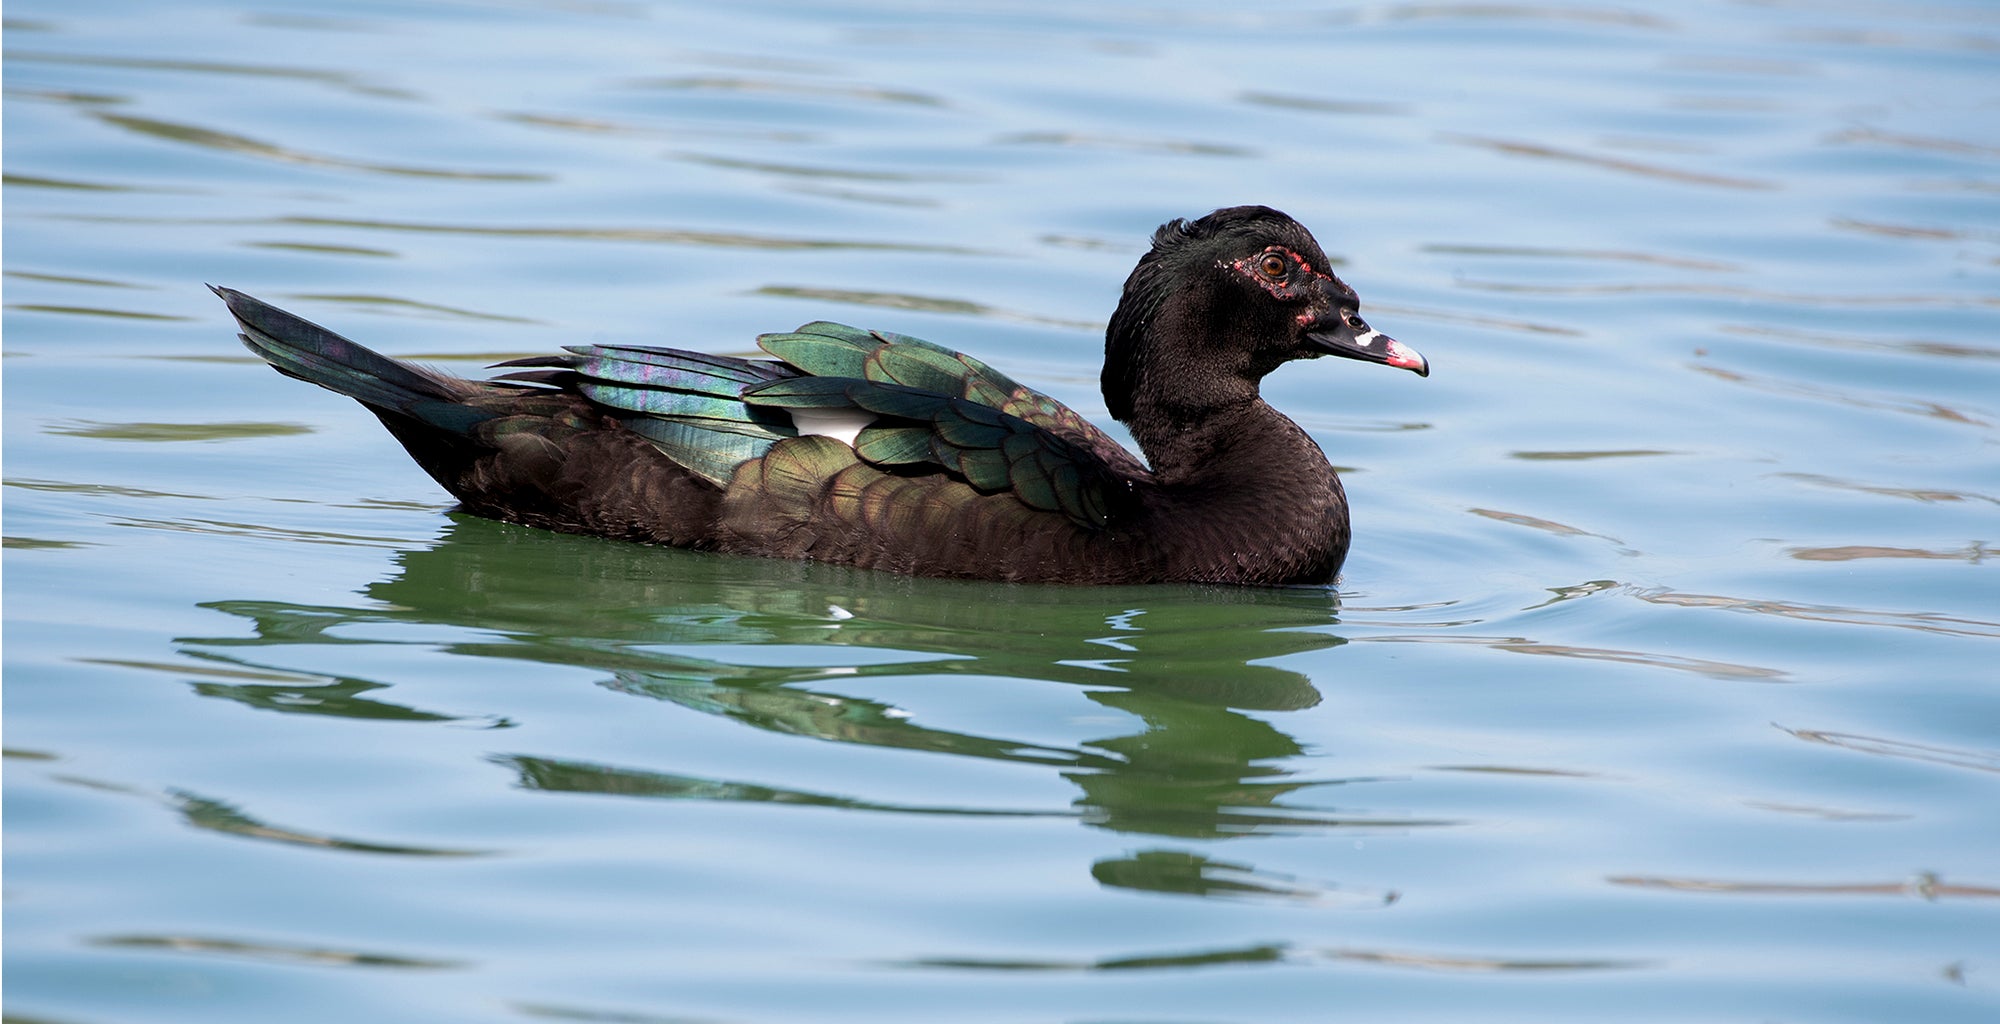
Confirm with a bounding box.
[749,322,1147,528]
[499,322,1145,529]
[758,322,1148,479]
[494,344,803,488]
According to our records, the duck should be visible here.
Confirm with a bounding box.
[214,205,1426,585]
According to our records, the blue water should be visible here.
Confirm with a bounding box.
[6,1,1997,1021]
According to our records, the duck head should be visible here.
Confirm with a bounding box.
[1102,206,1426,423]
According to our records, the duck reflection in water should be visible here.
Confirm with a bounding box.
[181,517,1439,901]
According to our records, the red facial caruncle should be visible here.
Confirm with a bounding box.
[1229,245,1330,302]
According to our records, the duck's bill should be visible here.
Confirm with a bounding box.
[1305,322,1428,377]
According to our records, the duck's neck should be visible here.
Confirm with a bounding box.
[1129,390,1266,481]
[1126,392,1350,585]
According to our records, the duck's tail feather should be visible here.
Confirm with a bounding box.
[211,285,495,435]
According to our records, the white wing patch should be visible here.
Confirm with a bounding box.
[788,407,875,447]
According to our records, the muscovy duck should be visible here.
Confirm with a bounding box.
[215,205,1426,584]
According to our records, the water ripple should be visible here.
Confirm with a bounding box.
[47,420,310,442]
[1090,849,1399,905]
[1425,242,1740,272]
[165,788,492,857]
[1470,506,1632,552]
[506,1002,730,1024]
[6,477,218,500]
[1787,543,1990,563]
[1824,126,2000,158]
[287,294,539,323]
[5,49,418,100]
[1368,301,1584,338]
[265,216,994,254]
[1444,133,1777,191]
[1320,947,1648,972]
[1356,634,1789,681]
[753,284,1098,330]
[2,171,172,192]
[97,649,495,724]
[25,756,489,857]
[1778,726,2000,774]
[3,536,91,550]
[1510,449,1676,461]
[902,942,1290,973]
[37,212,996,255]
[1609,871,2000,899]
[1634,587,2000,639]
[1773,471,2000,506]
[669,150,972,184]
[1832,216,2000,244]
[1722,323,2000,362]
[494,753,1073,820]
[106,515,412,548]
[5,269,151,288]
[1689,361,1991,427]
[994,131,1253,157]
[904,940,1645,973]
[7,303,189,320]
[243,240,399,259]
[1461,279,2000,308]
[88,934,466,969]
[91,112,550,181]
[495,109,815,144]
[631,74,949,108]
[1236,91,1409,116]
[1370,4,1673,30]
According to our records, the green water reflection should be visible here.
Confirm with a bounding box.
[178,517,1444,897]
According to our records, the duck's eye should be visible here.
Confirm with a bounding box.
[1259,253,1289,280]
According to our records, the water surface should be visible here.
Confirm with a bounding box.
[6,1,1998,1022]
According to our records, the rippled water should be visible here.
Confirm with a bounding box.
[6,1,1998,1022]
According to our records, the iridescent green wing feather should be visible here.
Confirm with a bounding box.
[759,321,1146,477]
[494,343,799,487]
[743,375,1130,528]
